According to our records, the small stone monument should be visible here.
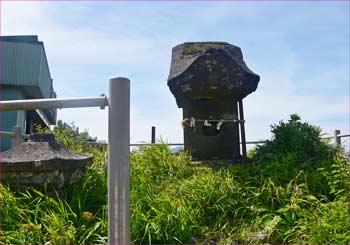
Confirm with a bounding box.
[0,133,92,189]
[167,42,260,161]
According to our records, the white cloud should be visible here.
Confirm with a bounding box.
[2,2,173,70]
[57,107,108,139]
[1,2,49,33]
[57,103,183,145]
[2,2,348,153]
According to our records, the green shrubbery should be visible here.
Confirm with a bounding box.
[252,114,331,163]
[1,115,349,244]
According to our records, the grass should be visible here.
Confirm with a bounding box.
[1,116,350,244]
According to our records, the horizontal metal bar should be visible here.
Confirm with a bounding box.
[0,131,30,139]
[187,119,245,123]
[129,141,267,146]
[1,130,347,146]
[90,142,267,146]
[0,96,108,111]
[0,131,14,137]
[245,141,267,144]
[0,138,344,146]
[130,143,184,146]
[321,134,350,140]
[23,134,30,139]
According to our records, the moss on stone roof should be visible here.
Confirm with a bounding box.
[182,42,229,55]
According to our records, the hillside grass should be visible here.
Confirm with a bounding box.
[1,116,349,244]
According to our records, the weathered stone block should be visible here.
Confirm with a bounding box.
[167,42,260,161]
[0,133,92,189]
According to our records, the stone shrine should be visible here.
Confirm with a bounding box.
[167,42,260,161]
[0,133,92,189]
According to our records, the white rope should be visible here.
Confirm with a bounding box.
[203,120,212,127]
[216,120,224,130]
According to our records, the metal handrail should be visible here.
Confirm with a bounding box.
[1,130,348,146]
[0,131,15,137]
[0,130,30,139]
[0,78,129,244]
[0,96,108,111]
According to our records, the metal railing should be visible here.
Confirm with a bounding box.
[132,128,350,148]
[0,77,130,245]
[141,127,349,148]
[2,125,349,149]
[0,126,30,149]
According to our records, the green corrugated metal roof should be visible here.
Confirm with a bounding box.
[0,35,57,125]
[0,36,54,97]
[0,35,39,43]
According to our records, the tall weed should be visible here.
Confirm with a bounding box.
[1,116,349,244]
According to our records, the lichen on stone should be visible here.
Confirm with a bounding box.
[182,42,228,55]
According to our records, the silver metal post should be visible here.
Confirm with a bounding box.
[108,77,130,245]
[334,129,341,147]
[12,126,22,148]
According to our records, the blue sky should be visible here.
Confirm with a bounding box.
[1,1,349,150]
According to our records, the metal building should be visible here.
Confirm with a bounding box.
[0,35,57,152]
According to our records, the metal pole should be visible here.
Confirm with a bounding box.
[238,100,247,158]
[12,126,21,148]
[108,77,130,245]
[0,131,15,137]
[0,96,107,111]
[151,126,156,144]
[334,129,341,147]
